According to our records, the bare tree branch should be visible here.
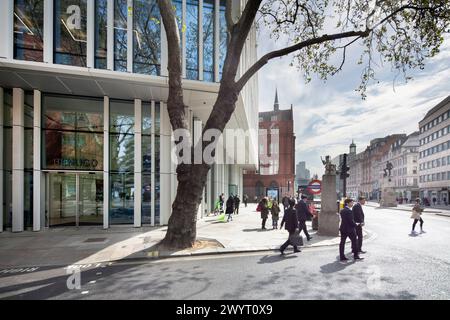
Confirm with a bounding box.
[236,29,370,91]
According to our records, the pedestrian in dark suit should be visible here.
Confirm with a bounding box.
[295,195,312,241]
[233,195,241,215]
[279,199,301,254]
[339,198,363,261]
[226,196,234,222]
[353,196,366,254]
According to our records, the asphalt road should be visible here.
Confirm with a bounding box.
[1,206,449,300]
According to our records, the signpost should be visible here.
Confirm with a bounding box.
[307,179,322,195]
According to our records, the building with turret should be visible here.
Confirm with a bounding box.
[243,89,296,201]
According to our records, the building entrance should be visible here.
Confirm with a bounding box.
[46,172,103,227]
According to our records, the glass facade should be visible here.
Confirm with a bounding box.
[114,0,128,71]
[95,0,108,69]
[203,0,214,82]
[42,95,104,171]
[219,0,227,80]
[14,0,44,62]
[186,0,199,80]
[54,0,88,67]
[10,0,228,83]
[109,100,135,224]
[142,102,152,224]
[24,93,34,228]
[133,0,161,75]
[2,90,13,230]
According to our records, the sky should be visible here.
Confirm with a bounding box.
[256,24,450,178]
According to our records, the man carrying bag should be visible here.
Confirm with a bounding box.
[280,199,302,254]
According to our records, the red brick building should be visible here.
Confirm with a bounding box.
[243,90,296,202]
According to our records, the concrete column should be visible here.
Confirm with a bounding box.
[127,0,133,73]
[103,96,110,229]
[107,0,114,70]
[33,90,43,231]
[44,0,53,63]
[12,88,24,232]
[0,0,13,59]
[0,88,4,232]
[134,99,142,227]
[87,0,95,68]
[151,101,155,226]
[159,102,172,225]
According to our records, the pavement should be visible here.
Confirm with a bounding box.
[0,205,370,268]
[365,201,450,217]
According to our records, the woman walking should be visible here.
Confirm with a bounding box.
[271,200,281,229]
[411,198,425,234]
[260,197,269,230]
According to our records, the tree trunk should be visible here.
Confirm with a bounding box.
[161,163,210,248]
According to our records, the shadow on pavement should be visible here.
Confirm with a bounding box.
[320,259,356,274]
[257,254,298,264]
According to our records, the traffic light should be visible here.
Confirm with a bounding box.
[340,153,350,179]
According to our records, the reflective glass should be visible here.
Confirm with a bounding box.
[114,0,128,71]
[54,0,88,66]
[14,0,44,61]
[186,0,199,80]
[142,173,151,224]
[219,0,227,80]
[42,95,104,170]
[2,90,13,230]
[110,133,134,172]
[110,173,134,224]
[203,0,214,82]
[95,0,108,69]
[110,100,134,134]
[133,0,161,75]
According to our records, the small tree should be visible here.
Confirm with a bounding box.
[157,0,450,248]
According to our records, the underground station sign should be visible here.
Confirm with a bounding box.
[307,179,322,195]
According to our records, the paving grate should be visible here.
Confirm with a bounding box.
[84,238,107,243]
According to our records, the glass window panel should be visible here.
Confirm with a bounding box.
[203,0,214,82]
[24,171,33,228]
[110,133,134,172]
[114,0,128,71]
[133,0,161,75]
[155,102,160,134]
[43,95,103,131]
[142,173,151,224]
[110,100,134,134]
[142,102,152,135]
[142,135,151,172]
[95,0,108,69]
[54,0,87,66]
[3,90,13,230]
[43,130,103,170]
[219,0,227,80]
[110,173,134,224]
[155,135,160,224]
[14,0,44,62]
[186,0,199,80]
